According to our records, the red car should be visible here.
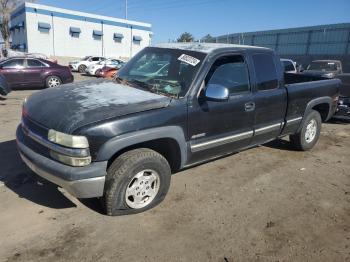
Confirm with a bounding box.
[96,66,118,79]
[0,57,73,89]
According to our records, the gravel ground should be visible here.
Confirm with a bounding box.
[0,75,349,261]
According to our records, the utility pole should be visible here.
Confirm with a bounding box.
[125,0,128,20]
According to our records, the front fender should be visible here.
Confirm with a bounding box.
[95,126,188,167]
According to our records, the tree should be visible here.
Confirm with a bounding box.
[177,32,194,43]
[201,34,215,43]
[0,0,35,49]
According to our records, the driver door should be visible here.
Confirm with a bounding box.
[187,54,255,164]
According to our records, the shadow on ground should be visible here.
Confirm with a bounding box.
[0,139,76,209]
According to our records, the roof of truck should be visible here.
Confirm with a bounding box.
[154,43,270,54]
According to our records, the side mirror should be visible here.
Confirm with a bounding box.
[204,84,229,102]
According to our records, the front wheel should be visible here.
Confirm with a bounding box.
[289,110,322,151]
[102,148,171,216]
[78,64,87,73]
[46,76,62,88]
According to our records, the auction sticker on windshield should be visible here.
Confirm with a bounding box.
[178,54,200,66]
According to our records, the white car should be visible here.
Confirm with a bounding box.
[86,59,125,76]
[280,58,298,73]
[69,56,106,73]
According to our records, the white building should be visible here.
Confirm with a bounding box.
[10,2,152,59]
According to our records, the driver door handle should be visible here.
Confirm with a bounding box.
[245,102,255,112]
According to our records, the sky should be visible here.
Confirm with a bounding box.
[37,0,350,43]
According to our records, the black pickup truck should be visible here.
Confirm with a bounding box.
[16,43,340,215]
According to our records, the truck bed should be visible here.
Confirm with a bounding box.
[285,76,340,125]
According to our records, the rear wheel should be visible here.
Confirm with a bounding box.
[289,110,322,151]
[102,148,171,216]
[46,76,62,88]
[78,64,87,73]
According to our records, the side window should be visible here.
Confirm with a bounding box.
[252,54,278,91]
[205,55,250,94]
[27,59,45,68]
[1,59,25,69]
[91,57,100,62]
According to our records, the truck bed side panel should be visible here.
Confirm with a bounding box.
[281,79,340,135]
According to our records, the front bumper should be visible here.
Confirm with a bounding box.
[16,126,107,198]
[69,64,79,71]
[86,68,96,75]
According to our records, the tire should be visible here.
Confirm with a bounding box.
[102,148,171,216]
[46,76,62,88]
[78,64,87,73]
[95,69,102,77]
[289,110,322,151]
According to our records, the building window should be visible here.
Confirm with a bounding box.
[70,27,81,38]
[114,33,124,43]
[16,22,25,30]
[93,30,103,40]
[133,35,142,45]
[38,22,51,33]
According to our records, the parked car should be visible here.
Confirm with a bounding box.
[97,66,119,78]
[0,57,73,89]
[280,58,298,73]
[333,74,350,120]
[86,59,124,76]
[0,74,11,96]
[17,43,340,216]
[303,60,343,78]
[69,56,106,73]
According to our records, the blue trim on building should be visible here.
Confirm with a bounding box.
[11,5,152,32]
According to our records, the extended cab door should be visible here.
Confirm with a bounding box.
[250,53,287,145]
[188,54,255,164]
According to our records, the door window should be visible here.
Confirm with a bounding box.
[27,59,46,68]
[91,57,100,62]
[205,55,250,94]
[1,59,25,69]
[252,54,278,90]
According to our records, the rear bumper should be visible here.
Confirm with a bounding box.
[63,74,74,84]
[16,126,107,198]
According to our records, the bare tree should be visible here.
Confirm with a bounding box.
[0,0,35,49]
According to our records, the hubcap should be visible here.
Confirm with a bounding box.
[305,119,317,143]
[125,169,160,209]
[48,77,60,87]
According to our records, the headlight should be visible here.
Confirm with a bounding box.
[50,151,91,167]
[48,129,89,148]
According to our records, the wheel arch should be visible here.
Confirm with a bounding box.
[96,126,188,173]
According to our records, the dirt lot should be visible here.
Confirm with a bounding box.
[0,74,349,261]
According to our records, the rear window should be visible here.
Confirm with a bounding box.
[252,54,278,91]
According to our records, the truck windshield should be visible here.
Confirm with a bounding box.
[308,61,338,71]
[117,47,206,98]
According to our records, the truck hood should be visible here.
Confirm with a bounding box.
[24,79,171,134]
